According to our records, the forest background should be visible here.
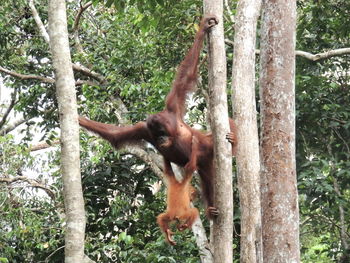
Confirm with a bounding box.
[0,0,349,262]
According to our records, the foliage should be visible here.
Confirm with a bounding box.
[77,0,203,121]
[301,234,333,263]
[0,135,32,176]
[0,198,63,263]
[0,135,63,262]
[296,0,350,261]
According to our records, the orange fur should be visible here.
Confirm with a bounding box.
[157,159,199,245]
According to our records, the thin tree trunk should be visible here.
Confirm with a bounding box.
[333,178,350,256]
[48,1,86,262]
[231,0,263,262]
[192,207,214,263]
[203,1,233,263]
[259,0,300,262]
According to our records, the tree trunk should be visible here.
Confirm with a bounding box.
[48,1,86,262]
[259,0,300,262]
[231,0,263,262]
[192,209,214,263]
[203,2,233,263]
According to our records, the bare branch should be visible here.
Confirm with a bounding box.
[295,48,350,61]
[225,40,350,61]
[224,38,234,46]
[333,178,350,250]
[0,66,98,87]
[29,140,60,152]
[0,66,55,83]
[45,246,65,263]
[73,1,93,53]
[28,0,50,43]
[0,103,15,128]
[224,0,235,24]
[73,1,93,32]
[0,116,32,135]
[76,79,98,86]
[123,144,164,179]
[332,127,350,155]
[0,88,17,128]
[72,63,107,84]
[0,176,56,199]
[192,216,213,262]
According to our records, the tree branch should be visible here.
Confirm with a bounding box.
[0,176,56,199]
[0,66,55,83]
[295,48,350,61]
[28,0,105,84]
[76,79,98,86]
[73,1,93,54]
[123,144,164,179]
[28,0,50,43]
[332,127,350,155]
[72,63,107,84]
[333,178,350,250]
[225,40,350,61]
[0,66,98,86]
[224,0,235,24]
[224,38,234,46]
[192,216,213,262]
[0,116,32,135]
[0,88,17,128]
[73,1,93,33]
[29,140,60,152]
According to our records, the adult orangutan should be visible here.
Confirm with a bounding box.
[79,15,237,218]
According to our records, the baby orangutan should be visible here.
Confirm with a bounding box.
[157,137,199,245]
[157,161,198,245]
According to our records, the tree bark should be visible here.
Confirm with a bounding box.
[192,216,213,263]
[259,0,300,262]
[333,178,349,256]
[48,1,86,262]
[203,1,233,263]
[231,0,263,262]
